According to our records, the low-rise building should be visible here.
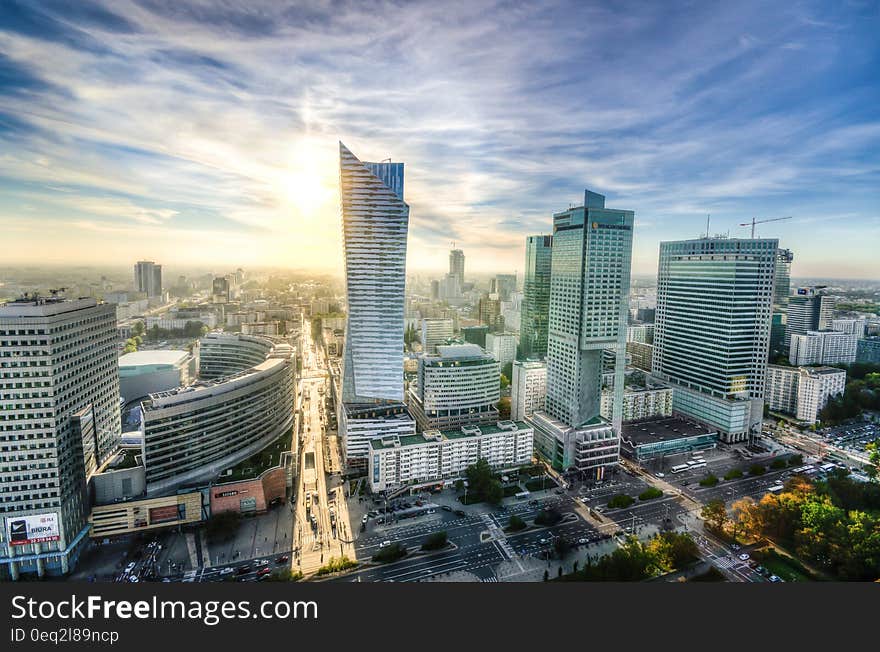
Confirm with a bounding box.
[856,337,880,364]
[368,420,533,493]
[511,360,546,421]
[118,349,197,404]
[485,332,518,368]
[619,416,718,463]
[600,385,673,422]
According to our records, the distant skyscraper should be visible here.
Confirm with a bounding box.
[530,190,633,478]
[462,325,488,348]
[134,260,162,297]
[490,274,517,301]
[520,235,552,360]
[652,237,777,443]
[770,248,793,355]
[212,276,230,304]
[339,142,409,404]
[0,296,121,579]
[421,318,454,354]
[449,249,465,287]
[785,286,834,349]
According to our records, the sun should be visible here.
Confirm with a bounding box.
[278,138,336,219]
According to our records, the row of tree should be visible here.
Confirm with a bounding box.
[701,472,880,580]
[818,363,880,426]
[557,532,699,581]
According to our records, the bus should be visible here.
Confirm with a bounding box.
[515,491,530,500]
[768,484,785,494]
[686,461,707,470]
[671,464,691,474]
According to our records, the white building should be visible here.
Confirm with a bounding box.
[407,344,499,431]
[134,260,162,298]
[797,367,846,423]
[831,318,866,339]
[626,324,654,344]
[486,332,518,368]
[420,318,454,354]
[789,330,857,366]
[0,297,121,579]
[118,349,196,403]
[368,420,534,493]
[511,360,546,421]
[600,386,672,422]
[765,364,846,424]
[341,405,416,469]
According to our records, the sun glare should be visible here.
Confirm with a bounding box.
[278,139,336,219]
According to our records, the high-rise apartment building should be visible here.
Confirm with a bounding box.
[134,260,162,298]
[530,190,633,477]
[765,364,846,424]
[449,249,465,287]
[520,235,552,360]
[420,318,454,354]
[831,318,866,339]
[511,360,547,421]
[785,286,834,349]
[337,142,415,469]
[0,297,121,579]
[486,332,518,368]
[652,237,777,443]
[789,330,858,365]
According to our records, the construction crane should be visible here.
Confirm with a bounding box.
[739,216,792,238]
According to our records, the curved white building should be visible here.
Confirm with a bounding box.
[141,335,295,495]
[198,332,275,379]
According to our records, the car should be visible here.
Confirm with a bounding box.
[578,538,588,544]
[454,509,466,517]
[129,575,139,583]
[426,508,436,514]
[256,559,269,566]
[379,540,392,548]
[161,578,172,583]
[441,505,452,512]
[275,555,289,564]
[738,553,750,561]
[539,538,549,545]
[219,567,234,575]
[554,488,565,495]
[257,567,271,577]
[769,575,783,582]
[236,565,252,575]
[730,544,741,551]
[376,517,385,524]
[362,515,368,524]
[368,510,379,517]
[655,472,665,478]
[125,562,137,573]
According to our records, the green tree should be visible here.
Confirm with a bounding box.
[701,500,727,532]
[507,515,526,532]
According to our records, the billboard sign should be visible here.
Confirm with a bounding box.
[6,513,60,546]
[148,505,180,525]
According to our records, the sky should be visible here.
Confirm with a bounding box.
[0,0,878,279]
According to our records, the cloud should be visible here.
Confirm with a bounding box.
[0,0,877,278]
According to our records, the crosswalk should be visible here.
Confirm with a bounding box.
[481,576,498,582]
[714,555,746,570]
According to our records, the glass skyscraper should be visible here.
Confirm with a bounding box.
[529,191,634,478]
[339,142,409,404]
[652,237,777,442]
[520,234,552,360]
[770,248,793,356]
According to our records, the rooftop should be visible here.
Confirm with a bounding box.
[118,349,191,368]
[369,420,531,450]
[621,416,717,446]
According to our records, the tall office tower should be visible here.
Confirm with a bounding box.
[521,235,553,360]
[421,318,454,354]
[652,237,777,443]
[337,142,415,469]
[785,286,834,349]
[490,274,517,301]
[530,190,634,477]
[134,260,162,297]
[339,142,408,404]
[449,248,465,287]
[0,296,121,580]
[511,360,547,421]
[770,248,793,356]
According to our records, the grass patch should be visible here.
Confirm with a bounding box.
[223,427,293,482]
[316,556,358,576]
[748,464,767,476]
[723,468,743,480]
[753,549,816,582]
[699,475,719,487]
[607,494,635,509]
[638,487,663,501]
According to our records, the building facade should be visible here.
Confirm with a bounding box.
[652,237,777,442]
[118,350,196,404]
[486,332,518,368]
[520,235,552,360]
[367,421,533,493]
[785,286,834,349]
[600,386,673,423]
[421,318,454,354]
[407,344,500,431]
[796,367,846,423]
[511,360,547,421]
[0,297,121,579]
[856,337,880,364]
[339,142,409,405]
[789,330,858,366]
[531,190,634,478]
[449,249,465,287]
[134,261,162,298]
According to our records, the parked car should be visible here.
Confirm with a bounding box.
[275,555,289,564]
[578,538,588,545]
[362,515,368,524]
[219,567,234,576]
[441,505,452,512]
[236,565,251,575]
[454,509,466,516]
[738,553,750,561]
[257,567,271,577]
[769,575,783,582]
[379,540,392,548]
[426,508,436,514]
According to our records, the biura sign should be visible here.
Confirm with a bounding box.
[5,513,60,546]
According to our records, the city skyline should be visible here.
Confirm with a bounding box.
[0,1,878,279]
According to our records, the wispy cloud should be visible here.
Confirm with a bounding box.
[0,0,878,277]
